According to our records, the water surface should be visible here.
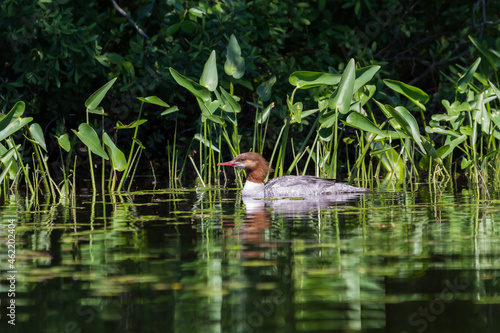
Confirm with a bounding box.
[1,185,500,332]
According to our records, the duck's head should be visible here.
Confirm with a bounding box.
[218,152,273,182]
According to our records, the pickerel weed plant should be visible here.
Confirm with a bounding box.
[169,34,275,187]
[72,78,178,194]
[0,78,178,201]
[2,35,500,200]
[168,36,500,190]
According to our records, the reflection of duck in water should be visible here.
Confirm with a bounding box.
[242,194,363,215]
[219,152,369,198]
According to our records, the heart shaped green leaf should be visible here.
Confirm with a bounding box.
[29,123,47,151]
[200,50,218,91]
[169,67,211,102]
[383,79,429,110]
[329,58,356,114]
[103,132,127,171]
[85,77,117,110]
[72,123,109,159]
[224,34,245,79]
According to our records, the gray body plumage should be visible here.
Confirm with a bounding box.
[262,175,368,198]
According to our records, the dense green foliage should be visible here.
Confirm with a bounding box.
[1,0,500,193]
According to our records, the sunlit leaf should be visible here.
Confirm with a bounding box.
[0,143,18,180]
[161,106,180,116]
[257,103,274,124]
[169,67,211,101]
[460,126,473,136]
[247,102,264,108]
[442,100,472,117]
[197,98,224,124]
[27,123,47,151]
[85,77,117,110]
[224,34,245,79]
[383,79,429,110]
[489,80,500,101]
[319,109,337,129]
[103,132,127,171]
[370,146,399,156]
[473,92,490,134]
[133,137,146,149]
[440,134,467,159]
[188,7,205,17]
[425,126,461,137]
[115,119,148,129]
[344,112,387,136]
[72,123,109,159]
[371,142,405,178]
[359,84,377,106]
[0,101,31,142]
[318,99,329,111]
[431,114,458,121]
[490,109,500,131]
[257,76,276,102]
[4,101,25,119]
[0,161,12,186]
[353,65,381,92]
[194,133,220,152]
[300,109,319,119]
[343,137,355,145]
[0,147,16,165]
[200,50,218,91]
[0,118,32,142]
[287,95,303,124]
[220,87,241,113]
[386,105,425,153]
[87,107,106,115]
[56,133,71,152]
[137,96,170,107]
[329,58,356,114]
[461,157,472,169]
[374,99,401,130]
[289,71,341,89]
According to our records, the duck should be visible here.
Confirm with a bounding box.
[218,152,369,198]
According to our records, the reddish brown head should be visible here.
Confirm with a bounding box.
[218,152,274,183]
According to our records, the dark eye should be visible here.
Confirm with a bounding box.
[239,157,245,161]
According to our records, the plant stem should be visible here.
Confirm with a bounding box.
[118,101,145,191]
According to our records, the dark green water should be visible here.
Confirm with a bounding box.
[1,185,500,332]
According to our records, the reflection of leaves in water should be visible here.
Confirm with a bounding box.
[241,260,276,267]
[5,187,500,331]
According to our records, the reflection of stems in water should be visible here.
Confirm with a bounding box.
[72,156,78,232]
[89,191,96,263]
[102,192,107,230]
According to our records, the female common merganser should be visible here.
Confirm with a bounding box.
[218,152,369,198]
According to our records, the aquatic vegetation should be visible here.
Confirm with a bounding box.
[2,184,500,332]
[0,79,177,200]
[168,36,500,191]
[1,36,500,201]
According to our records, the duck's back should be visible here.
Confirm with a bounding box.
[264,175,367,198]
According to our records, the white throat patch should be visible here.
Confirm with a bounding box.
[242,181,265,198]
